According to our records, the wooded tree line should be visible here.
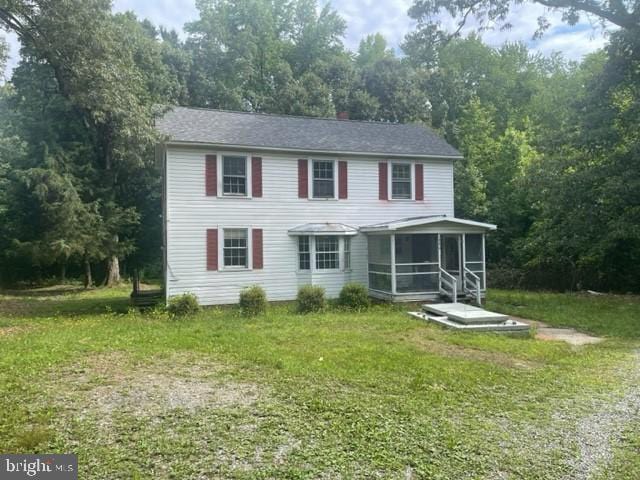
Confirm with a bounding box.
[0,0,638,291]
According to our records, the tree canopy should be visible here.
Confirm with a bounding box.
[0,0,637,292]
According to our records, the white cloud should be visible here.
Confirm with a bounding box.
[1,0,613,80]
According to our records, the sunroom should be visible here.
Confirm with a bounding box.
[360,216,497,303]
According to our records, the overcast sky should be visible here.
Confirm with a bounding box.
[2,0,611,79]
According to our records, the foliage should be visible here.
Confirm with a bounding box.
[167,293,200,318]
[407,0,640,45]
[0,0,638,294]
[337,283,370,311]
[296,285,325,313]
[239,285,267,317]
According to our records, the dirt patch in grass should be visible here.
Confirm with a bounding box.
[48,352,263,424]
[0,325,30,337]
[399,331,540,369]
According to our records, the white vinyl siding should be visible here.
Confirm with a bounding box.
[165,147,454,305]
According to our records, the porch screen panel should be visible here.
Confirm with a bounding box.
[395,234,439,293]
[464,234,485,288]
[368,235,391,292]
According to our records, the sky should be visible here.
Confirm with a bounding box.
[2,0,611,79]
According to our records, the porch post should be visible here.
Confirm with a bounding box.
[482,233,486,290]
[437,234,442,290]
[390,234,396,295]
[462,233,466,276]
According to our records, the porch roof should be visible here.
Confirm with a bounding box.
[288,223,359,236]
[359,215,497,233]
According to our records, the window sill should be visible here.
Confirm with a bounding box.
[217,195,252,200]
[308,197,339,201]
[220,267,252,272]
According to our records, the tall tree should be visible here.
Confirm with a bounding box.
[0,2,173,285]
[407,0,639,45]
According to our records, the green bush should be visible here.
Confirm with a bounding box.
[167,293,200,318]
[338,283,370,310]
[296,285,326,313]
[239,285,267,316]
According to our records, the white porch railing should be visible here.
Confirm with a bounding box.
[439,268,457,303]
[463,267,482,305]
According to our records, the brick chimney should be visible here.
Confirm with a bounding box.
[336,111,349,120]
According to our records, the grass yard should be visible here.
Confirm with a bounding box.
[0,287,639,479]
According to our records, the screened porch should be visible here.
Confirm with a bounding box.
[361,216,496,303]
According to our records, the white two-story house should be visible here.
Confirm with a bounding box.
[156,107,496,306]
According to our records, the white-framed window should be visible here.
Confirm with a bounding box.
[222,155,248,196]
[315,236,339,269]
[298,236,310,270]
[223,228,248,267]
[312,160,335,199]
[344,237,351,270]
[391,163,412,199]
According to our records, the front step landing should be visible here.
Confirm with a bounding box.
[425,303,509,325]
[409,303,529,332]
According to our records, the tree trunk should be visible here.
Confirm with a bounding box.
[84,256,92,289]
[60,263,66,283]
[133,268,140,294]
[104,255,120,287]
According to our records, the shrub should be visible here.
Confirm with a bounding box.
[338,283,370,310]
[296,285,326,313]
[239,285,267,316]
[167,293,200,318]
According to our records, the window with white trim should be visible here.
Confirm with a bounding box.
[298,236,310,270]
[222,155,247,195]
[223,228,248,267]
[315,236,339,269]
[312,160,335,198]
[391,163,411,199]
[344,237,351,270]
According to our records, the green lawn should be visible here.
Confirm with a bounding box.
[0,287,638,479]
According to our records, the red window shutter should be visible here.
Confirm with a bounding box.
[338,161,348,199]
[252,229,263,269]
[378,162,388,200]
[205,155,217,196]
[206,229,218,271]
[415,163,424,201]
[298,159,308,198]
[251,156,262,197]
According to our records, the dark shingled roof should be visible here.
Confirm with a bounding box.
[156,106,461,158]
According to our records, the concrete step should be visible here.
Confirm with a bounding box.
[423,302,510,325]
[408,310,530,332]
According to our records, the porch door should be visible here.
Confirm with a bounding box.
[440,234,463,291]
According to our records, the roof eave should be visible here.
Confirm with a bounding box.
[160,139,463,160]
[360,217,497,233]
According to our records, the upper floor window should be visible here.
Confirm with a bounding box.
[312,160,335,198]
[223,155,247,195]
[391,163,412,199]
[223,228,248,267]
[315,236,339,269]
